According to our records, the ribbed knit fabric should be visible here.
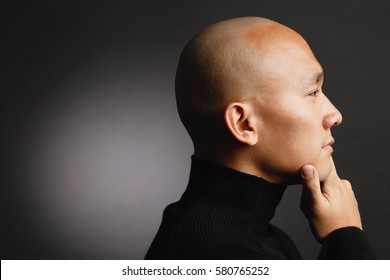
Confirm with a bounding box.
[145,156,376,260]
[319,227,376,259]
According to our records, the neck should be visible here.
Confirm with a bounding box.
[186,156,287,236]
[194,147,278,184]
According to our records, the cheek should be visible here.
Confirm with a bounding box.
[278,125,321,169]
[259,110,322,173]
[255,92,328,172]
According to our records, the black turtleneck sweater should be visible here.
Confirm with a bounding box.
[145,157,376,259]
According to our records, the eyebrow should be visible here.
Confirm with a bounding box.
[303,70,326,87]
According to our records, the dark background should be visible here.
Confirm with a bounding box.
[1,0,389,259]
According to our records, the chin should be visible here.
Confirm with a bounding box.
[315,159,333,182]
[272,153,333,185]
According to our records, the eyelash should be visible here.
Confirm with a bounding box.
[309,90,320,97]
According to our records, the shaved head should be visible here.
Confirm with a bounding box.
[175,17,341,184]
[175,17,311,154]
[176,17,276,117]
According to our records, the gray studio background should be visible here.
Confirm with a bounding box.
[2,0,389,259]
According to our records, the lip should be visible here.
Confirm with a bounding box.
[322,138,335,152]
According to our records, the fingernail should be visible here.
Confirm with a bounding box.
[301,166,314,178]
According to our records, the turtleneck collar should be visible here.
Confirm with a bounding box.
[181,156,287,237]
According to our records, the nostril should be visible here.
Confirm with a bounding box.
[323,110,342,128]
[334,111,343,126]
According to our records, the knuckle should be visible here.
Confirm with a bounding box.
[341,179,352,189]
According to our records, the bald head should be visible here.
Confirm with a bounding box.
[175,17,316,157]
[174,16,342,184]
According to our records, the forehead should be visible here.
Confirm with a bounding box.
[242,24,322,89]
[257,42,322,92]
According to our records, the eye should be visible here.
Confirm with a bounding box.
[308,90,320,97]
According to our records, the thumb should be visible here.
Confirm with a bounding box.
[300,165,322,201]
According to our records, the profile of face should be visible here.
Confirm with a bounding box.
[247,26,343,183]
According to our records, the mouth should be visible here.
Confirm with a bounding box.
[322,138,335,153]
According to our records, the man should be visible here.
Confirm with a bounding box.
[145,17,376,259]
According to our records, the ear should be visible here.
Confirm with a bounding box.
[224,102,258,146]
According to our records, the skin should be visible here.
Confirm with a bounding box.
[244,27,341,184]
[175,17,362,242]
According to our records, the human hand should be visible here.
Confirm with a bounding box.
[299,157,362,242]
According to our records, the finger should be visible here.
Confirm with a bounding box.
[300,164,322,201]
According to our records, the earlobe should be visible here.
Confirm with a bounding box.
[224,102,258,146]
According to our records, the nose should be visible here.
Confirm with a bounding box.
[323,97,343,129]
